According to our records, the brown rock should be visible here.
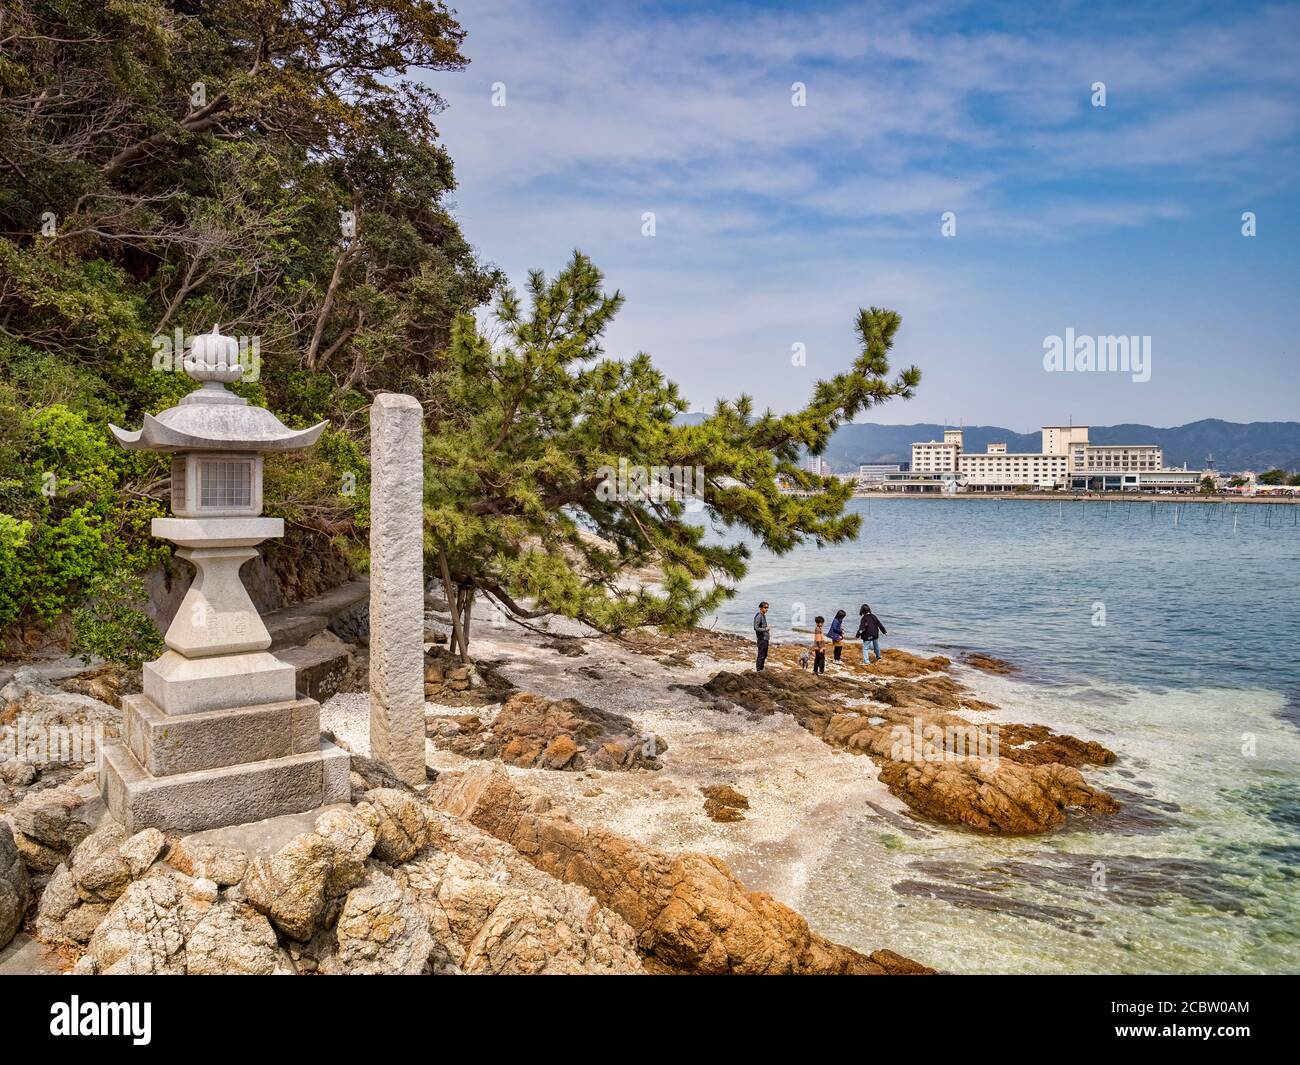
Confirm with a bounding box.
[242,833,357,941]
[702,784,749,822]
[320,871,432,975]
[429,691,666,773]
[1,822,31,948]
[877,759,1119,834]
[687,666,1117,835]
[12,832,63,875]
[167,838,249,886]
[88,876,186,975]
[9,779,101,854]
[960,652,1018,675]
[69,823,132,902]
[359,789,429,864]
[430,765,930,975]
[185,901,291,976]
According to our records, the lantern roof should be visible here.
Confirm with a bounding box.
[110,326,326,453]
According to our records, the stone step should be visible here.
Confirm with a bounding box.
[263,610,330,649]
[100,739,351,835]
[275,641,354,702]
[122,693,321,777]
[261,579,370,650]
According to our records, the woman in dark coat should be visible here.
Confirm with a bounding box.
[855,603,887,663]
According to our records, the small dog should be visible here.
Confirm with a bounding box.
[798,652,810,670]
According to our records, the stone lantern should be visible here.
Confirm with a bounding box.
[101,326,350,833]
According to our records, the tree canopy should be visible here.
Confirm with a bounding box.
[423,252,919,654]
[0,0,494,649]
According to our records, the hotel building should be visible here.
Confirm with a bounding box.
[881,425,1201,493]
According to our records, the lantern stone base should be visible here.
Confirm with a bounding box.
[122,693,322,776]
[100,690,350,834]
[144,649,296,716]
[100,738,351,836]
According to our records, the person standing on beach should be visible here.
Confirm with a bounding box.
[812,616,828,675]
[855,603,887,663]
[753,601,770,671]
[828,609,846,664]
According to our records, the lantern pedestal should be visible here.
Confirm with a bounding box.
[102,517,350,833]
[101,328,346,833]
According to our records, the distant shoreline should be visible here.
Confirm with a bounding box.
[848,492,1300,505]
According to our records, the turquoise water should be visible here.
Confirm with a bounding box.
[704,498,1300,974]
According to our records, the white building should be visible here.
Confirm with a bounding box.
[960,447,1068,490]
[1069,443,1163,475]
[803,453,830,477]
[902,424,1192,492]
[856,463,903,488]
[910,429,964,474]
[1041,424,1090,458]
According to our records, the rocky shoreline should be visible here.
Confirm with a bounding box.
[1,604,1123,975]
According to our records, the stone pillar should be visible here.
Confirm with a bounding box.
[368,393,427,785]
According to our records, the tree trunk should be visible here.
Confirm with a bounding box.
[458,588,473,663]
[438,550,467,662]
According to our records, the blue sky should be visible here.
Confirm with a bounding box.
[427,0,1300,431]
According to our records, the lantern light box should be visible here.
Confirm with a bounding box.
[171,453,263,518]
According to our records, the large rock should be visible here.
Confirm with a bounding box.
[36,824,167,945]
[8,778,102,862]
[0,665,59,705]
[431,765,922,975]
[0,758,37,787]
[1,667,121,760]
[428,691,666,772]
[36,863,92,944]
[396,815,643,975]
[877,759,1119,834]
[357,789,428,864]
[689,665,1118,835]
[1,822,31,948]
[185,901,292,976]
[242,832,365,942]
[315,807,376,867]
[321,870,432,975]
[167,838,248,886]
[88,875,187,975]
[86,870,289,975]
[69,824,166,903]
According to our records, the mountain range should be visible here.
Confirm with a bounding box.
[677,417,1300,473]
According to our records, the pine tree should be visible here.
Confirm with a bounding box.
[422,251,920,657]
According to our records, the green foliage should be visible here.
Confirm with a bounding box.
[0,0,495,658]
[70,569,165,668]
[424,251,919,645]
[0,514,33,629]
[1258,469,1290,485]
[0,392,168,633]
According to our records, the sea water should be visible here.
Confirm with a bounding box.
[703,498,1300,974]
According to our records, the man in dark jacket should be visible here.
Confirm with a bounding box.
[753,601,770,671]
[855,603,887,663]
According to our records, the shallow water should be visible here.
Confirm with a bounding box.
[703,498,1300,973]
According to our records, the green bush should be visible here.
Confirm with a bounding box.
[70,569,164,668]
